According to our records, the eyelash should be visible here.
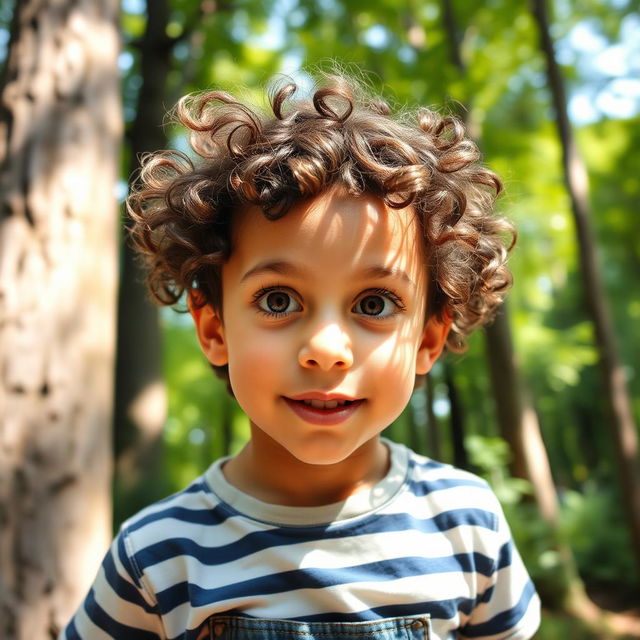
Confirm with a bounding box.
[362,288,407,314]
[251,285,300,318]
[251,286,406,318]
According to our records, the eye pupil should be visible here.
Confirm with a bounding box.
[360,295,384,315]
[266,291,289,312]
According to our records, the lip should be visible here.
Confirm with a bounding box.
[286,392,358,402]
[283,395,364,426]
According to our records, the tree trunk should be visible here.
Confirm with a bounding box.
[484,309,558,522]
[114,0,220,524]
[113,0,172,524]
[438,0,554,489]
[444,363,469,469]
[439,0,593,612]
[531,0,640,575]
[0,1,121,637]
[425,372,442,460]
[439,0,562,519]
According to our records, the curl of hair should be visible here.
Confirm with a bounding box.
[128,74,514,386]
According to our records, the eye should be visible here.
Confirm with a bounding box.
[353,290,405,318]
[254,288,302,316]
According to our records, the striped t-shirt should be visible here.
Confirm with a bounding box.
[62,440,540,639]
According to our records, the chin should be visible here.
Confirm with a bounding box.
[285,437,371,467]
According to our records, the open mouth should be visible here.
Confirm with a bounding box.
[283,397,364,424]
[299,398,356,410]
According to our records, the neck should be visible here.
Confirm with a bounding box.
[223,429,390,507]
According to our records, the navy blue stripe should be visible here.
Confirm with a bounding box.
[407,476,489,497]
[101,539,157,614]
[134,508,497,571]
[126,502,231,534]
[64,617,81,640]
[84,588,160,639]
[407,456,489,493]
[496,539,513,570]
[165,479,209,499]
[477,583,495,604]
[409,457,448,471]
[460,579,537,637]
[194,478,214,494]
[136,478,208,509]
[287,596,476,622]
[155,553,495,614]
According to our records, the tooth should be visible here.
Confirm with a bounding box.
[298,398,354,409]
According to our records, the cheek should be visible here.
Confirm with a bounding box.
[226,329,287,388]
[366,326,421,376]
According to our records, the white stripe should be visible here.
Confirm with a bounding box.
[141,524,501,594]
[68,604,115,640]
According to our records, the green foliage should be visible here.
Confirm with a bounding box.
[115,0,640,615]
[536,613,604,640]
[162,315,249,493]
[465,433,639,609]
[559,483,639,589]
[466,434,533,504]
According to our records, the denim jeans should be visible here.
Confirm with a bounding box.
[197,615,431,640]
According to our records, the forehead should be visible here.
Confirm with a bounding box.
[229,190,425,276]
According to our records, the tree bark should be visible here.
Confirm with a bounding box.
[0,1,121,637]
[531,0,640,575]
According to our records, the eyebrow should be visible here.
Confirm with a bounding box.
[241,260,415,286]
[240,260,303,283]
[361,265,415,286]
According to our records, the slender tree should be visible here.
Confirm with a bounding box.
[531,0,640,575]
[439,0,550,488]
[444,363,469,469]
[438,0,596,614]
[114,0,173,522]
[0,1,121,637]
[424,373,442,460]
[114,0,219,523]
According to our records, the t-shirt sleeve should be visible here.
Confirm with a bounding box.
[458,493,541,640]
[59,530,164,639]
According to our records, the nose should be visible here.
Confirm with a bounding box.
[298,321,354,371]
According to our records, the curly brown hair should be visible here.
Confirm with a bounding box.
[128,73,514,384]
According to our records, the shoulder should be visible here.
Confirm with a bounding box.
[389,444,506,541]
[122,472,221,532]
[405,448,499,509]
[406,448,491,489]
[118,470,231,577]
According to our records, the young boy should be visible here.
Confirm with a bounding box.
[62,74,540,639]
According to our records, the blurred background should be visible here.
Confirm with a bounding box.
[0,0,639,638]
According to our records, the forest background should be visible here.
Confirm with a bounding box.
[0,0,639,638]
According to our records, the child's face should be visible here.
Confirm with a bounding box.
[192,189,449,466]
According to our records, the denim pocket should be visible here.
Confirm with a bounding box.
[200,615,431,640]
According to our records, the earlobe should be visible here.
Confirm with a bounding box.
[415,315,451,375]
[188,293,228,366]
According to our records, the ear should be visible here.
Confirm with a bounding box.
[415,314,451,375]
[188,293,228,366]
